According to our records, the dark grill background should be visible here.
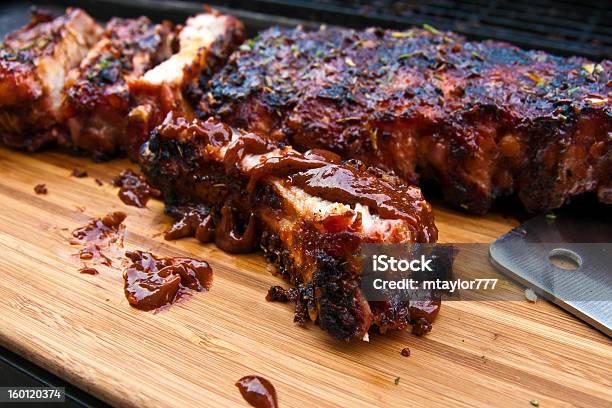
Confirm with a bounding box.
[13,0,611,59]
[206,0,612,59]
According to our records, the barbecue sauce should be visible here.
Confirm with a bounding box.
[164,206,214,243]
[246,154,330,192]
[214,204,257,253]
[78,266,99,275]
[222,131,432,237]
[235,376,278,408]
[34,184,47,194]
[123,250,212,311]
[289,165,424,225]
[70,212,126,271]
[163,203,258,253]
[158,116,234,147]
[223,133,271,174]
[112,169,161,208]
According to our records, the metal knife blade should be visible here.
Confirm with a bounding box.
[489,207,612,337]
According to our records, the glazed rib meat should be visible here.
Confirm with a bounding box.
[199,26,611,214]
[0,8,101,150]
[141,115,439,340]
[61,17,173,160]
[126,11,243,159]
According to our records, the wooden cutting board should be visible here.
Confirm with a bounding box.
[0,146,610,408]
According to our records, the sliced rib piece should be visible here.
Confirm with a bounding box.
[126,11,243,160]
[0,8,102,150]
[141,115,438,341]
[199,26,611,214]
[61,17,173,160]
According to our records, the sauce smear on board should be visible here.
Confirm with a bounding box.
[112,169,160,208]
[235,376,278,408]
[123,250,212,311]
[70,211,127,274]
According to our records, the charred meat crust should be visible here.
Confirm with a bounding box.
[61,17,174,159]
[259,223,370,340]
[312,251,369,341]
[141,116,438,340]
[0,8,102,150]
[198,26,611,214]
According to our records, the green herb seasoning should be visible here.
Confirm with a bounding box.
[391,31,413,39]
[336,116,361,123]
[398,51,424,60]
[471,51,484,62]
[423,24,441,35]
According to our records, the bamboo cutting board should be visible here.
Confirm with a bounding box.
[0,146,610,408]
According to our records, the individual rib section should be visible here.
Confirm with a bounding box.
[0,8,102,150]
[61,17,173,160]
[126,10,243,160]
[141,115,439,341]
[199,26,611,213]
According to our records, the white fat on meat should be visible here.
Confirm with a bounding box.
[142,13,232,86]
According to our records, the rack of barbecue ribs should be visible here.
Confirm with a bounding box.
[125,11,244,160]
[0,8,102,150]
[61,17,173,160]
[198,26,611,214]
[0,8,243,160]
[141,114,439,341]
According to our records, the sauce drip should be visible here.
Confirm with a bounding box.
[34,184,47,194]
[79,266,99,275]
[214,204,257,253]
[112,169,161,208]
[123,250,213,311]
[164,206,214,243]
[70,212,126,272]
[164,204,258,253]
[235,376,278,408]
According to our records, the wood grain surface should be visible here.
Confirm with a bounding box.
[0,146,610,407]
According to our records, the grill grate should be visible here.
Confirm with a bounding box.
[206,0,611,59]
